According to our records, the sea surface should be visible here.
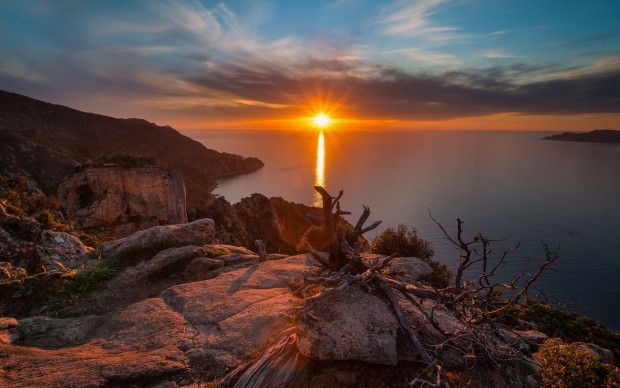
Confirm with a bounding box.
[182,129,620,329]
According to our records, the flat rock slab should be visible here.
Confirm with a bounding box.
[0,254,315,387]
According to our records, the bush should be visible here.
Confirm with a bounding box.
[370,224,434,259]
[535,339,620,387]
[508,299,620,363]
[370,224,451,288]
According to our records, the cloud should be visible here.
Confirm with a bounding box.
[1,0,618,127]
[378,0,464,42]
[481,50,514,59]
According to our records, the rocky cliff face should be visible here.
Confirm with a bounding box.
[194,193,322,254]
[58,165,187,239]
[0,90,263,206]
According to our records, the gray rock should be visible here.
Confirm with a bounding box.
[296,286,401,365]
[125,245,202,279]
[184,257,225,274]
[574,342,615,364]
[36,230,94,271]
[387,256,433,282]
[97,218,216,263]
[514,330,548,351]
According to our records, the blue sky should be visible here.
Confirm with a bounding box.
[1,0,619,130]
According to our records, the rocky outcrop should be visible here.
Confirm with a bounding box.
[0,90,263,206]
[97,218,216,264]
[0,253,316,387]
[297,285,401,365]
[543,129,620,144]
[194,193,324,254]
[0,210,92,274]
[1,217,614,387]
[58,165,187,239]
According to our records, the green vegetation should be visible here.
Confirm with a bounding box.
[369,224,451,288]
[536,339,620,387]
[77,154,157,171]
[509,299,620,363]
[0,259,118,317]
[0,174,103,248]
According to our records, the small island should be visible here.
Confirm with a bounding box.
[543,129,620,144]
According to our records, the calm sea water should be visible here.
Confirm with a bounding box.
[182,129,620,329]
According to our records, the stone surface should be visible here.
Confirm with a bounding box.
[58,165,188,239]
[125,245,203,279]
[97,218,216,263]
[36,230,93,271]
[574,342,615,364]
[386,256,433,282]
[0,212,91,273]
[184,257,225,274]
[296,286,401,365]
[515,330,549,351]
[0,254,316,387]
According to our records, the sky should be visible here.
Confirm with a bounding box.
[1,0,619,131]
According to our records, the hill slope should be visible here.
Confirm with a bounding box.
[0,90,263,206]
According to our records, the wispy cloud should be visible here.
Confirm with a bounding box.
[1,0,619,127]
[378,0,464,42]
[481,50,514,59]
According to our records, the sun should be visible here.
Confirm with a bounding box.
[314,113,330,128]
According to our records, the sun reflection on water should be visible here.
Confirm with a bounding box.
[313,131,325,207]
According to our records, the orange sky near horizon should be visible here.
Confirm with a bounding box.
[173,112,620,132]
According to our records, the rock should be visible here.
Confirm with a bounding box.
[386,256,433,282]
[125,245,203,279]
[13,315,105,348]
[97,218,216,264]
[58,165,188,239]
[0,317,17,344]
[184,257,225,274]
[232,194,322,254]
[36,230,93,271]
[515,330,548,351]
[573,342,615,364]
[296,286,401,365]
[0,254,316,386]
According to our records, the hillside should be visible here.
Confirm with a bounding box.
[0,90,263,206]
[543,129,620,144]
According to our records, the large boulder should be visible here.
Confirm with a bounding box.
[58,164,188,239]
[296,285,401,365]
[0,212,91,273]
[97,218,216,264]
[36,230,93,271]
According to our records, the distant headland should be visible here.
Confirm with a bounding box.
[543,129,620,144]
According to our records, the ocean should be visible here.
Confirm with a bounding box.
[182,129,620,329]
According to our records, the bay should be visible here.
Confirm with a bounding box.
[182,129,620,329]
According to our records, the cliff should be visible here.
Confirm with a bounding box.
[0,90,263,206]
[1,217,619,387]
[543,129,620,144]
[193,193,327,254]
[58,163,188,239]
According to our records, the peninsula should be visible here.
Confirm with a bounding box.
[543,129,620,144]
